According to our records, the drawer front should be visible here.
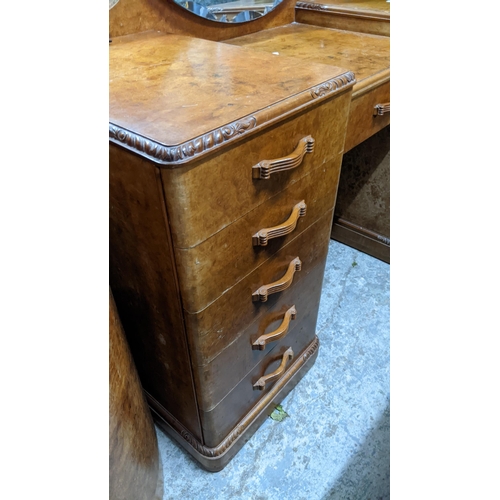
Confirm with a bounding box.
[295,8,390,37]
[192,248,325,412]
[344,80,390,152]
[183,209,332,368]
[199,312,317,448]
[175,154,342,313]
[160,91,352,249]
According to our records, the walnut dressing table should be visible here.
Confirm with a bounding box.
[109,28,355,470]
[226,21,390,261]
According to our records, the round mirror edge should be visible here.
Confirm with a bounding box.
[174,0,284,24]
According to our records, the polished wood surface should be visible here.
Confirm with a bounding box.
[344,79,389,152]
[200,305,318,446]
[295,0,390,36]
[193,212,332,414]
[226,23,390,256]
[109,290,163,500]
[148,335,319,471]
[225,23,389,150]
[109,32,353,162]
[109,144,203,441]
[159,95,351,249]
[192,233,329,411]
[109,28,351,470]
[191,237,328,411]
[109,0,295,40]
[226,23,389,97]
[172,154,342,313]
[182,210,334,371]
[298,0,390,10]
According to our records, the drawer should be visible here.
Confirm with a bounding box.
[175,154,342,313]
[295,3,390,37]
[183,209,333,367]
[160,91,352,249]
[192,247,325,412]
[344,80,390,152]
[200,311,318,448]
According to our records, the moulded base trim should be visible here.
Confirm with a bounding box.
[331,217,389,264]
[146,335,320,472]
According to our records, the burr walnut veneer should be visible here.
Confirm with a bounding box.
[109,290,163,500]
[227,22,390,261]
[109,32,354,470]
[295,0,390,36]
[226,24,389,161]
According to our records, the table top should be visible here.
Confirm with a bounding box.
[227,23,389,92]
[109,31,355,164]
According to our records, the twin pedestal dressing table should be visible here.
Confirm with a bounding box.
[109,0,389,471]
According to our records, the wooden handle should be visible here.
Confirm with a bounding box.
[373,102,390,116]
[252,306,297,350]
[252,257,301,302]
[253,201,307,246]
[252,136,315,179]
[253,347,294,390]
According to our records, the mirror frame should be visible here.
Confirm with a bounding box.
[173,0,283,25]
[109,0,296,41]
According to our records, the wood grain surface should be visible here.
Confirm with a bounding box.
[109,0,295,40]
[109,32,353,159]
[109,13,352,469]
[343,79,389,151]
[109,144,203,441]
[160,94,351,248]
[191,241,327,412]
[173,154,343,312]
[183,210,333,367]
[199,313,317,447]
[226,23,389,150]
[298,0,390,12]
[226,23,389,94]
[147,335,319,471]
[296,0,390,36]
[109,290,163,500]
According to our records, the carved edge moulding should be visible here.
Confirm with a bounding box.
[147,336,319,471]
[295,2,390,21]
[109,72,355,167]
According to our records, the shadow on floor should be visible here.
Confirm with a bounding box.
[323,403,390,500]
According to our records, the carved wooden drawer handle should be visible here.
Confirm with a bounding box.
[252,306,297,350]
[253,201,307,246]
[373,103,390,116]
[252,136,315,179]
[253,347,294,390]
[252,257,301,302]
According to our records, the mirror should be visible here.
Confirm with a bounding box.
[174,0,283,23]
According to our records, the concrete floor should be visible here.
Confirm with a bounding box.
[155,239,390,500]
